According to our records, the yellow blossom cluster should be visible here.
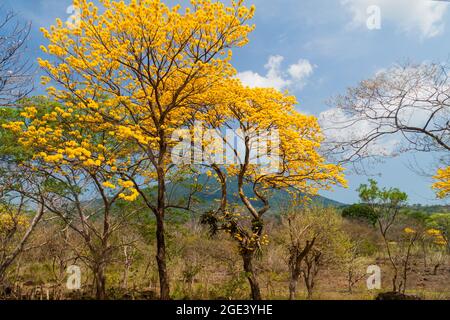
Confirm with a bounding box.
[3,97,141,202]
[426,228,447,246]
[201,80,347,196]
[0,213,29,234]
[433,166,449,199]
[34,0,255,155]
[118,187,139,202]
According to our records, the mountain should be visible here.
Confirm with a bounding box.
[166,174,346,215]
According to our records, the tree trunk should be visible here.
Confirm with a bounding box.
[304,269,314,300]
[121,247,131,290]
[288,239,315,300]
[392,272,398,293]
[242,251,261,300]
[302,251,321,300]
[0,265,7,286]
[156,213,170,300]
[122,266,129,290]
[153,156,171,300]
[93,263,106,300]
[433,263,440,275]
[288,272,299,300]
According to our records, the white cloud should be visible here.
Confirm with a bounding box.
[341,0,448,38]
[237,55,315,91]
[288,59,315,80]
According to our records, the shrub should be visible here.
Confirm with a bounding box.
[342,204,377,226]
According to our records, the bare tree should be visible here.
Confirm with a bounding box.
[0,9,33,106]
[0,170,46,285]
[280,206,350,300]
[342,242,368,294]
[321,61,450,169]
[282,213,315,300]
[28,166,143,300]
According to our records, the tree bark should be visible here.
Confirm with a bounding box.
[151,144,171,300]
[93,263,106,300]
[156,212,170,300]
[302,250,321,300]
[242,251,261,300]
[305,281,314,300]
[288,272,299,300]
[391,270,399,293]
[433,263,440,275]
[288,238,315,300]
[121,245,132,290]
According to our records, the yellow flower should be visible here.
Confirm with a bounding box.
[0,213,29,233]
[119,188,139,202]
[433,166,450,199]
[102,181,116,189]
[118,179,134,188]
[426,228,441,236]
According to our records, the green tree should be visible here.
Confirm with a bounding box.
[342,203,377,226]
[357,179,410,293]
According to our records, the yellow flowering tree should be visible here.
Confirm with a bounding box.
[200,81,346,300]
[433,167,450,199]
[33,0,255,299]
[0,105,47,285]
[3,96,143,299]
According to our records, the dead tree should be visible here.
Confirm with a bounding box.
[0,171,46,285]
[321,61,450,171]
[0,9,33,106]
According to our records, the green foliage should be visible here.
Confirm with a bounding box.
[403,210,429,223]
[358,179,408,207]
[342,204,378,226]
[212,272,249,300]
[42,177,77,196]
[282,206,354,266]
[0,96,60,163]
[407,204,450,214]
[0,107,29,162]
[427,213,450,230]
[357,179,408,231]
[356,238,378,256]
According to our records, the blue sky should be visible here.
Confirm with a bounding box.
[3,0,450,205]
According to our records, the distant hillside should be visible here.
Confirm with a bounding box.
[406,204,450,214]
[166,175,346,215]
